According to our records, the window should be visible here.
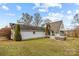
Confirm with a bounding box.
[33,31,35,34]
[52,31,54,36]
[60,31,64,36]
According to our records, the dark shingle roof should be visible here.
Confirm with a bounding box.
[49,21,63,33]
[10,23,45,31]
[10,20,64,32]
[20,24,45,31]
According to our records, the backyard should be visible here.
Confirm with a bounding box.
[0,37,79,56]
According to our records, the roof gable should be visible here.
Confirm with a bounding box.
[49,21,63,33]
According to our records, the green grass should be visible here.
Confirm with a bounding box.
[0,37,79,56]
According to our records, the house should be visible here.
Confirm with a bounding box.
[10,20,65,40]
[49,21,65,39]
[10,23,46,40]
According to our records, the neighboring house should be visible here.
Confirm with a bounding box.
[10,20,65,40]
[10,23,45,40]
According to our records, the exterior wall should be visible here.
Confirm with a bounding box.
[50,32,60,39]
[59,24,65,35]
[11,29,15,39]
[60,23,64,30]
[21,31,45,40]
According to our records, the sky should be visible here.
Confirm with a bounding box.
[0,3,79,29]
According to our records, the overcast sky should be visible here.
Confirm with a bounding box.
[0,3,79,29]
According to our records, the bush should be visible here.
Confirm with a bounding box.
[0,28,11,40]
[14,24,22,41]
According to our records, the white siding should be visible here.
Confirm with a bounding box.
[11,29,15,39]
[60,23,64,31]
[21,31,45,40]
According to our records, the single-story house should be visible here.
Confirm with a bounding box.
[10,23,46,40]
[10,20,65,40]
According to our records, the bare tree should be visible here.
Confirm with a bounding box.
[41,19,52,27]
[33,13,42,27]
[72,13,79,38]
[73,13,79,23]
[44,19,52,24]
[17,13,33,25]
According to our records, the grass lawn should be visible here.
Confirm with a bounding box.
[0,37,79,56]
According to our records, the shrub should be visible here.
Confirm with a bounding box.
[0,28,11,40]
[14,24,22,41]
